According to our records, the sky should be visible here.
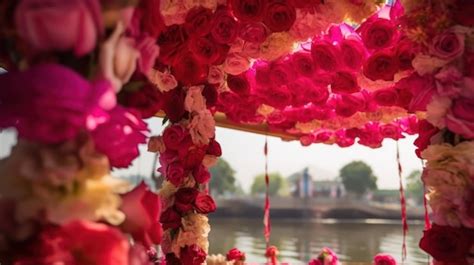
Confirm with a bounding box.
[0,117,422,192]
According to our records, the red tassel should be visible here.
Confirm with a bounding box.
[396,141,408,261]
[421,160,431,230]
[263,138,271,248]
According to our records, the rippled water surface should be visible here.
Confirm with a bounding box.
[209,218,429,264]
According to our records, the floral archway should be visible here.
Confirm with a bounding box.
[0,0,473,264]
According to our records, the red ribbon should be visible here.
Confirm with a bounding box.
[263,138,271,248]
[421,160,431,230]
[396,141,408,261]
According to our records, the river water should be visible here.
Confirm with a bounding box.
[208,218,429,265]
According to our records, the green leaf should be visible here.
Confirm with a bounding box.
[122,81,146,92]
[162,116,169,126]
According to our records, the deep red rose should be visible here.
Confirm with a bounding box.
[255,61,271,86]
[380,123,404,140]
[259,86,292,110]
[175,188,199,213]
[166,161,187,186]
[360,18,396,50]
[180,244,207,265]
[162,87,187,123]
[419,224,471,263]
[158,24,188,65]
[185,7,213,36]
[120,181,162,247]
[202,83,219,108]
[335,94,365,117]
[311,40,340,72]
[453,0,474,27]
[413,120,439,158]
[239,22,269,43]
[269,61,296,86]
[227,74,251,95]
[291,52,316,77]
[293,0,322,8]
[227,248,246,261]
[464,51,474,78]
[182,147,206,169]
[331,71,360,94]
[211,10,239,44]
[160,207,181,230]
[263,0,296,32]
[193,165,211,184]
[373,253,397,265]
[363,51,399,81]
[396,38,418,71]
[314,131,332,143]
[194,193,216,214]
[119,82,163,119]
[138,0,165,38]
[172,52,208,86]
[162,125,187,150]
[289,79,329,106]
[165,253,182,265]
[340,39,366,71]
[207,138,222,156]
[188,36,222,64]
[230,0,267,22]
[373,88,398,106]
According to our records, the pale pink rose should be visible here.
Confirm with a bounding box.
[435,66,463,97]
[202,155,218,168]
[148,136,166,153]
[148,69,178,92]
[430,30,465,61]
[446,98,474,139]
[15,0,102,56]
[136,36,160,75]
[426,96,452,128]
[208,66,226,85]
[222,53,251,75]
[188,110,216,145]
[99,22,139,92]
[185,86,207,113]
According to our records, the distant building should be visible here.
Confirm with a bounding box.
[288,167,345,199]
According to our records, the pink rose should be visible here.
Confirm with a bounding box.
[413,120,439,158]
[435,66,463,97]
[291,52,316,77]
[166,161,187,186]
[148,136,165,153]
[335,94,365,117]
[208,66,226,85]
[258,85,293,110]
[373,253,397,265]
[120,181,162,248]
[193,165,211,184]
[360,18,397,50]
[269,61,296,86]
[227,248,246,261]
[309,247,340,265]
[14,0,102,56]
[311,40,340,72]
[446,98,474,139]
[358,123,383,148]
[136,35,160,75]
[340,39,367,71]
[373,88,398,106]
[380,123,404,140]
[180,244,207,265]
[223,53,251,75]
[160,207,181,230]
[194,193,217,214]
[175,188,199,213]
[149,70,178,93]
[188,110,216,145]
[289,78,329,106]
[430,30,465,61]
[185,86,206,113]
[239,22,269,43]
[331,71,360,94]
[363,51,399,81]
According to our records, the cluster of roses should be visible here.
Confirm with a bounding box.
[403,1,474,264]
[147,85,222,264]
[308,248,397,265]
[0,0,168,264]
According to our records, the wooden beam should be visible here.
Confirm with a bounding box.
[155,111,300,141]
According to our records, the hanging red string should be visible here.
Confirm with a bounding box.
[263,137,271,248]
[421,160,431,230]
[396,141,408,261]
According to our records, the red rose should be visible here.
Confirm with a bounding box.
[340,39,366,71]
[210,10,239,44]
[373,88,398,106]
[172,52,208,86]
[160,207,181,230]
[363,51,399,81]
[291,52,316,77]
[138,0,165,38]
[259,86,292,110]
[227,74,251,95]
[419,224,471,263]
[395,73,435,112]
[182,147,206,169]
[119,82,163,119]
[180,244,207,265]
[162,125,187,150]
[289,79,329,106]
[227,248,246,261]
[175,188,199,213]
[314,131,332,143]
[380,123,404,140]
[311,40,340,72]
[185,7,213,36]
[465,51,474,78]
[263,0,296,32]
[165,253,182,265]
[207,139,222,156]
[193,165,211,184]
[120,181,162,247]
[331,71,360,94]
[230,0,267,22]
[239,22,269,43]
[360,18,396,50]
[446,97,474,139]
[188,36,222,64]
[158,24,188,65]
[269,61,296,86]
[335,94,365,117]
[396,38,418,71]
[162,87,187,123]
[194,193,216,214]
[255,61,271,86]
[166,161,187,186]
[203,84,219,108]
[373,253,397,265]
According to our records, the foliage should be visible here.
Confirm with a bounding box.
[406,170,424,205]
[209,158,237,196]
[250,172,288,196]
[339,161,377,197]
